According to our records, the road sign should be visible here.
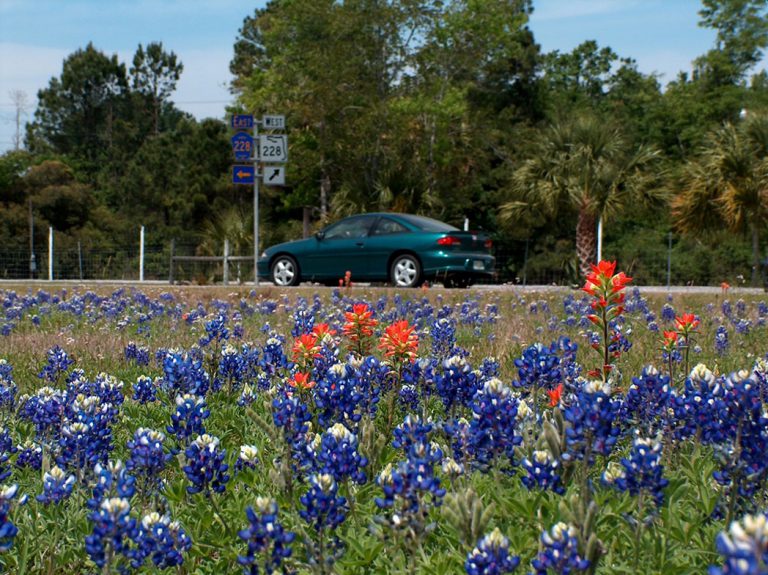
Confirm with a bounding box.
[231,132,254,161]
[262,115,286,130]
[259,135,288,162]
[232,165,255,185]
[231,114,254,130]
[263,165,286,186]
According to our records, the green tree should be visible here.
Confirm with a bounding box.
[26,43,130,175]
[672,112,768,285]
[131,41,184,135]
[500,113,664,279]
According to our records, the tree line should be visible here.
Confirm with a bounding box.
[1,0,767,285]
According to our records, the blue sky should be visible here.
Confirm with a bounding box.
[0,0,748,153]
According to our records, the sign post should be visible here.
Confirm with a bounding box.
[230,113,288,286]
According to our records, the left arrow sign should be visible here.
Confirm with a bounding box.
[232,165,255,185]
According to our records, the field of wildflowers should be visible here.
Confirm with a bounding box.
[0,264,767,574]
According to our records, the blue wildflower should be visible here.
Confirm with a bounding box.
[183,434,230,496]
[167,394,210,448]
[133,512,192,569]
[521,449,565,495]
[299,473,348,531]
[709,512,768,575]
[530,522,590,574]
[0,484,20,552]
[126,428,171,495]
[37,466,76,505]
[467,378,522,472]
[238,497,295,575]
[602,436,669,506]
[85,497,136,570]
[37,345,74,383]
[465,528,520,575]
[132,375,158,404]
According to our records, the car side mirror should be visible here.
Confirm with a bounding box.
[315,231,325,241]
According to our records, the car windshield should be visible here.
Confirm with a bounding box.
[398,214,458,232]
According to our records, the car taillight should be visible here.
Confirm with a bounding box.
[484,239,493,249]
[437,236,461,247]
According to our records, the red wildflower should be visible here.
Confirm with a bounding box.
[547,383,563,407]
[292,333,320,367]
[378,320,418,363]
[312,323,337,340]
[661,330,678,352]
[288,372,316,390]
[343,303,378,340]
[674,313,700,339]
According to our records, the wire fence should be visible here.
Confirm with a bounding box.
[0,233,765,288]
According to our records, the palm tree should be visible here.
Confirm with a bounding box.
[500,113,663,279]
[673,113,768,286]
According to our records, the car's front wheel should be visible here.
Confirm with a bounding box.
[390,254,421,288]
[271,255,300,286]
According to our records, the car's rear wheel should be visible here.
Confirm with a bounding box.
[390,254,421,288]
[271,255,300,286]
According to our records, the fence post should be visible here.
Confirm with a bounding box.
[223,239,230,286]
[139,226,145,282]
[78,241,83,280]
[48,227,53,281]
[169,239,175,285]
[667,232,672,290]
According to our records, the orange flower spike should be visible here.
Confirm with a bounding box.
[289,372,316,390]
[343,303,378,339]
[674,313,700,336]
[292,333,320,365]
[312,323,337,340]
[378,320,419,362]
[547,383,563,407]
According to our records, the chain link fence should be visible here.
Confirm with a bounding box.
[0,232,765,288]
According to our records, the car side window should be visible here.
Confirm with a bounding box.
[323,217,372,240]
[371,218,409,236]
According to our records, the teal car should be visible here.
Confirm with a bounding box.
[257,213,495,288]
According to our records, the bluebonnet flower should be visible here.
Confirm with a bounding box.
[393,414,434,455]
[431,317,457,359]
[514,342,563,392]
[37,345,74,383]
[161,349,210,397]
[199,314,230,347]
[133,512,192,569]
[235,445,259,474]
[37,465,76,505]
[375,440,446,520]
[238,497,295,575]
[299,473,348,531]
[715,326,730,355]
[217,343,245,392]
[0,360,17,412]
[19,386,67,439]
[0,484,20,552]
[292,306,315,337]
[260,336,289,380]
[167,394,210,448]
[465,528,520,575]
[57,421,105,473]
[271,388,312,461]
[0,430,14,483]
[132,375,158,404]
[124,341,150,366]
[709,512,768,575]
[530,522,590,574]
[722,300,733,319]
[85,497,136,570]
[126,428,171,495]
[602,436,669,506]
[467,378,522,472]
[661,303,676,323]
[183,434,230,496]
[621,366,674,434]
[15,440,42,471]
[734,319,751,335]
[434,355,481,411]
[237,383,258,407]
[89,461,136,510]
[314,423,368,485]
[521,449,565,495]
[563,379,622,463]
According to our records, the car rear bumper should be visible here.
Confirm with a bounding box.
[423,253,496,280]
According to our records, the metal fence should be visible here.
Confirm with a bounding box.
[0,232,765,287]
